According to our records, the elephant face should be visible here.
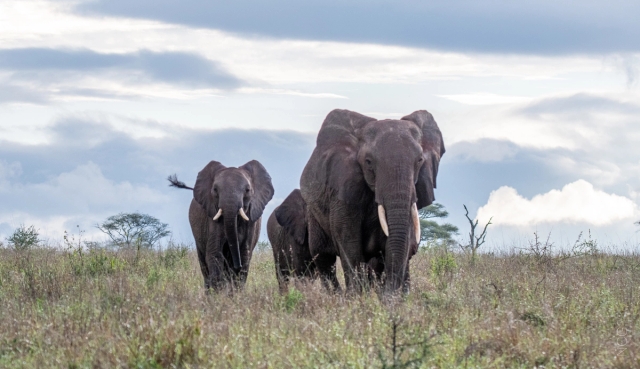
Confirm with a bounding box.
[312,109,444,210]
[193,160,274,222]
[356,120,426,207]
[193,160,274,269]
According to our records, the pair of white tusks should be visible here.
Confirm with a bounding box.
[212,208,249,221]
[378,203,421,244]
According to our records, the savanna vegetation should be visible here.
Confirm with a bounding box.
[1,227,639,368]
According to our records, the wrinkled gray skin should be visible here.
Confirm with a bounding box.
[170,160,274,290]
[300,109,445,295]
[267,189,317,292]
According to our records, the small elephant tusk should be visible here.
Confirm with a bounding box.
[378,205,389,237]
[238,207,250,221]
[411,203,421,244]
[212,208,223,220]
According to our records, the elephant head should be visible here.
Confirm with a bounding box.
[275,189,307,245]
[313,109,445,292]
[193,160,274,270]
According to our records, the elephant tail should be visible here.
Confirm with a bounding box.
[167,174,194,190]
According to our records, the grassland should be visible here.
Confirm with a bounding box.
[0,239,639,368]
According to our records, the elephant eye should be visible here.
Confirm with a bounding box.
[365,158,372,166]
[245,187,250,193]
[417,157,424,164]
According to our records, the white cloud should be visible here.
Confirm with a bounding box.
[0,0,616,85]
[237,88,348,99]
[438,93,532,106]
[477,180,638,226]
[0,162,169,239]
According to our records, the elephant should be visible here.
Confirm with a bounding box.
[266,189,318,292]
[300,109,445,294]
[168,160,274,290]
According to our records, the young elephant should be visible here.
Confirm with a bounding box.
[267,189,316,292]
[169,160,274,290]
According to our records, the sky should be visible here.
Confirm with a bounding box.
[1,0,639,250]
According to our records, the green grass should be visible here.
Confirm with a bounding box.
[0,244,639,368]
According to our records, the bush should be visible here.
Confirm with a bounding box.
[284,287,304,312]
[159,244,190,269]
[7,224,40,250]
[255,240,271,253]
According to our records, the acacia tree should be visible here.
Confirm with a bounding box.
[96,212,170,249]
[419,203,459,246]
[7,224,40,250]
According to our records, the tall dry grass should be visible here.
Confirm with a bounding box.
[0,241,638,368]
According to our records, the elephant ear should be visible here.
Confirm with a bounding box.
[193,161,227,218]
[275,189,307,244]
[240,160,274,222]
[313,109,377,204]
[401,110,446,209]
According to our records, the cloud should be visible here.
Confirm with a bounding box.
[0,115,316,241]
[0,161,169,239]
[238,88,348,99]
[0,48,243,89]
[0,84,48,104]
[75,0,640,55]
[438,93,532,106]
[446,139,521,163]
[0,1,618,87]
[1,112,639,245]
[518,93,640,119]
[476,180,637,227]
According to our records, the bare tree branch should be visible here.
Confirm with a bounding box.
[462,205,492,261]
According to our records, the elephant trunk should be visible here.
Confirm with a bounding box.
[223,204,243,271]
[382,199,412,293]
[377,166,415,294]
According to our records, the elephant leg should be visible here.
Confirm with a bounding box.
[366,256,384,291]
[277,267,291,293]
[233,259,251,291]
[402,269,411,294]
[276,245,294,293]
[205,236,227,291]
[331,204,366,293]
[308,215,341,291]
[315,253,340,291]
[207,254,226,290]
[196,246,210,289]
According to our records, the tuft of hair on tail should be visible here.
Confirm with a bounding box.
[167,174,194,190]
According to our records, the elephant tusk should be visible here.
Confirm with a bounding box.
[239,207,250,221]
[412,203,421,244]
[378,205,389,237]
[212,208,223,220]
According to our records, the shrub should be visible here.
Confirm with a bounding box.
[7,224,40,250]
[159,244,190,269]
[284,287,304,312]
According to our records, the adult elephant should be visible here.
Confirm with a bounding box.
[300,109,445,294]
[169,160,274,290]
[266,189,318,292]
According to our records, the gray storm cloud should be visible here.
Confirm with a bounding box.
[76,0,640,54]
[0,48,243,89]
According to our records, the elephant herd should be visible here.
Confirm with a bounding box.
[169,109,445,295]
